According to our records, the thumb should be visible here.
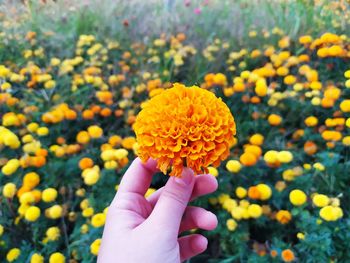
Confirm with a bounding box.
[148,167,195,234]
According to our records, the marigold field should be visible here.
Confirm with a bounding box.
[1,0,350,262]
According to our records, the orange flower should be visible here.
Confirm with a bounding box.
[270,249,278,258]
[276,210,292,224]
[304,141,317,155]
[23,172,40,189]
[248,186,261,200]
[239,152,258,166]
[82,109,94,119]
[79,158,94,170]
[281,249,295,262]
[268,114,282,126]
[121,137,137,150]
[133,83,236,176]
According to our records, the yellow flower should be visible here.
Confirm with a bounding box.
[82,207,94,217]
[277,151,293,163]
[133,83,236,177]
[30,253,44,263]
[44,80,56,89]
[304,116,318,127]
[340,99,350,112]
[276,210,292,224]
[207,166,218,177]
[1,82,11,90]
[46,227,60,241]
[23,172,40,189]
[19,192,35,204]
[297,232,305,240]
[256,184,272,200]
[37,127,49,136]
[235,187,247,199]
[80,224,89,233]
[1,159,20,176]
[320,205,343,221]
[299,35,312,44]
[313,162,325,171]
[25,206,41,222]
[87,125,103,138]
[2,183,16,198]
[48,205,63,219]
[0,127,21,149]
[76,131,90,144]
[104,160,118,169]
[312,194,330,207]
[91,213,106,228]
[114,148,128,160]
[231,206,244,220]
[289,189,307,206]
[263,150,278,163]
[226,160,241,173]
[249,134,264,145]
[255,79,267,96]
[42,188,58,202]
[0,224,3,236]
[90,238,102,256]
[226,219,237,231]
[342,136,350,146]
[345,79,350,88]
[49,252,65,263]
[83,168,100,185]
[6,248,21,262]
[247,204,263,218]
[268,114,282,126]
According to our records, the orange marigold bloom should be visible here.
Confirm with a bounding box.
[304,141,317,155]
[79,158,94,170]
[248,186,261,200]
[276,210,292,224]
[270,249,278,258]
[133,83,236,177]
[121,137,137,150]
[281,249,295,262]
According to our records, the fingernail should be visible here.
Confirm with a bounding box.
[174,168,194,186]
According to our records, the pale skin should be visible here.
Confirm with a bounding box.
[98,158,218,263]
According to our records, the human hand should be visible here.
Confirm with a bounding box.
[98,158,218,263]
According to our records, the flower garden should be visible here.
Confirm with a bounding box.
[1,0,350,262]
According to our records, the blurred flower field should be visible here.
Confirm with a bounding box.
[1,0,350,262]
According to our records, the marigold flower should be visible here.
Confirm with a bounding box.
[3,183,17,198]
[91,213,106,227]
[226,160,241,173]
[312,194,329,207]
[49,252,65,263]
[256,184,272,200]
[24,206,41,222]
[319,205,343,221]
[133,84,236,176]
[289,189,307,206]
[248,204,263,218]
[42,188,58,203]
[47,205,63,219]
[281,249,295,262]
[276,210,292,224]
[30,253,44,263]
[46,227,60,241]
[90,238,102,256]
[235,187,247,199]
[226,218,237,231]
[6,248,21,262]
